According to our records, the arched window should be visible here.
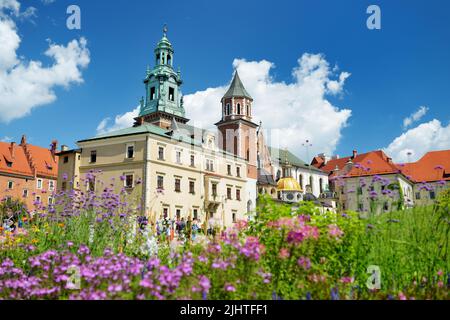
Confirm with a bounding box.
[226,103,231,115]
[276,170,281,181]
[156,53,161,65]
[167,54,172,65]
[246,105,250,116]
[319,178,323,193]
[162,53,166,64]
[247,200,252,212]
[299,175,304,190]
[309,176,314,192]
[237,103,241,115]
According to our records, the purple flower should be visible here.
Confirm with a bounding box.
[297,256,311,270]
[224,284,236,292]
[198,276,210,293]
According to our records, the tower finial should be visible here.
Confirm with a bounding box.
[163,24,168,37]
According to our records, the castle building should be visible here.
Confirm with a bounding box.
[59,28,256,227]
[396,150,450,206]
[313,150,415,213]
[0,136,59,211]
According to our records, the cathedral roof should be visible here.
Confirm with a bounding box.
[277,177,302,192]
[268,147,325,174]
[258,168,277,186]
[222,72,253,100]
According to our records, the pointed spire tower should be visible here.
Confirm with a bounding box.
[134,25,189,129]
[216,70,259,183]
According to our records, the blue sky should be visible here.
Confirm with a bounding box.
[1,0,449,162]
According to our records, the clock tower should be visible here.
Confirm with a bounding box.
[216,72,258,210]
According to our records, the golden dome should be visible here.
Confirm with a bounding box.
[277,177,302,192]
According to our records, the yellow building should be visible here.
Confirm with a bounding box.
[58,29,256,228]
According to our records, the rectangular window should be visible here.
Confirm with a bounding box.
[189,181,195,194]
[190,155,195,167]
[227,165,232,175]
[157,176,164,190]
[236,189,241,201]
[48,197,54,205]
[169,87,175,101]
[90,150,97,163]
[236,167,241,177]
[61,182,67,191]
[150,87,156,100]
[211,183,218,197]
[158,147,165,160]
[232,212,237,223]
[22,189,28,198]
[206,159,214,172]
[415,192,421,200]
[357,187,363,195]
[176,151,182,164]
[63,156,69,163]
[176,209,181,219]
[49,181,55,192]
[7,181,13,189]
[37,179,43,189]
[35,196,41,203]
[125,174,134,189]
[126,145,135,159]
[227,187,232,200]
[193,209,198,220]
[430,191,436,200]
[163,207,168,219]
[175,178,181,192]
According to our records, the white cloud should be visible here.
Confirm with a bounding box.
[99,54,352,159]
[1,136,12,142]
[41,0,56,4]
[403,106,429,129]
[0,0,90,123]
[385,119,450,162]
[96,106,140,135]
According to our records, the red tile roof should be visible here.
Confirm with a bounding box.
[26,144,59,178]
[396,150,450,183]
[0,139,59,179]
[0,142,33,177]
[316,150,401,179]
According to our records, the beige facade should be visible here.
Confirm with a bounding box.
[66,128,250,228]
[334,174,414,214]
[57,148,81,191]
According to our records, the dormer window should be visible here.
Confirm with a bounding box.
[6,160,12,168]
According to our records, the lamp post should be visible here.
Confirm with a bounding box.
[302,139,313,193]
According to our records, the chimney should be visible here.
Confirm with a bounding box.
[10,142,16,159]
[387,157,393,164]
[50,140,58,161]
[20,135,27,146]
[61,145,69,152]
[352,150,358,159]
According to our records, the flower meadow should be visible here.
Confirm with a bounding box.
[0,177,449,300]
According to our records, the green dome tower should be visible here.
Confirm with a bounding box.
[135,25,189,129]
